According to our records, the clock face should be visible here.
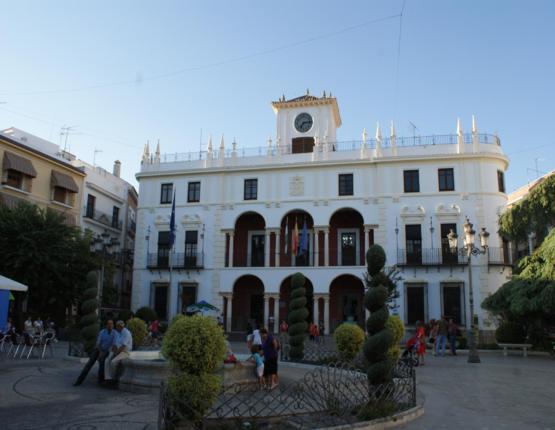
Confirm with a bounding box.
[294,113,313,133]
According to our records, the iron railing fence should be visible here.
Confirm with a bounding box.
[229,248,367,268]
[487,247,513,265]
[158,360,416,430]
[147,252,204,270]
[396,248,466,266]
[148,133,500,165]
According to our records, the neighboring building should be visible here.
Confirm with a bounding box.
[132,92,511,339]
[506,170,555,257]
[74,159,138,311]
[0,127,85,225]
[1,127,138,312]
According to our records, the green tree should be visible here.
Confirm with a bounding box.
[363,245,397,385]
[287,272,309,360]
[0,201,98,326]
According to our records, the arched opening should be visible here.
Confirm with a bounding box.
[329,274,365,332]
[329,208,366,266]
[279,275,314,325]
[233,212,266,267]
[279,210,315,267]
[232,275,264,332]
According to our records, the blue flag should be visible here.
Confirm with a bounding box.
[169,189,176,248]
[299,218,308,256]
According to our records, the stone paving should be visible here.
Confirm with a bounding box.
[399,351,555,430]
[1,342,554,430]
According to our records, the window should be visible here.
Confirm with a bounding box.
[157,231,170,267]
[244,179,258,200]
[184,230,198,267]
[187,181,201,203]
[441,282,464,325]
[86,195,96,218]
[53,187,72,206]
[152,284,169,321]
[440,223,458,264]
[181,283,198,314]
[112,206,120,229]
[160,183,173,204]
[403,170,420,193]
[249,233,265,267]
[438,168,455,191]
[6,170,23,189]
[405,224,422,264]
[497,170,505,193]
[405,283,426,325]
[292,137,315,154]
[338,174,354,196]
[340,231,357,265]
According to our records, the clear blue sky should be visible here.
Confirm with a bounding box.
[1,0,554,191]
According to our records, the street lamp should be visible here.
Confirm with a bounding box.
[447,218,489,364]
[90,230,120,318]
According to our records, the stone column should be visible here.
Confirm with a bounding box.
[264,229,271,267]
[274,230,280,267]
[314,229,320,267]
[263,294,270,329]
[226,294,233,332]
[364,225,372,255]
[228,231,234,268]
[324,228,330,267]
[273,294,280,334]
[313,296,320,325]
[323,295,330,335]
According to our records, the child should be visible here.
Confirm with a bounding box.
[416,321,426,365]
[253,349,265,387]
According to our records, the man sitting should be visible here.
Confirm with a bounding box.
[74,319,115,386]
[104,320,133,384]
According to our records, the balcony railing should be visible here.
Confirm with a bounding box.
[229,249,366,268]
[487,247,513,266]
[146,133,500,165]
[84,206,122,230]
[396,248,466,266]
[147,252,204,270]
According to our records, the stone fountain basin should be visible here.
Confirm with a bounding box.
[118,352,255,393]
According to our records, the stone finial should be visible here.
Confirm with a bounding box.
[456,118,464,154]
[219,134,225,150]
[390,120,396,138]
[323,90,327,98]
[472,115,478,134]
[267,136,273,156]
[155,140,160,156]
[375,122,382,141]
[390,121,397,156]
[471,115,479,153]
[207,135,213,152]
[456,118,463,136]
[306,88,310,95]
[362,128,368,143]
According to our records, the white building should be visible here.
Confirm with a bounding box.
[132,92,511,338]
[75,159,138,310]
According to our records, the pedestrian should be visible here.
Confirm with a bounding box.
[279,320,288,333]
[261,328,279,389]
[74,319,115,386]
[253,348,265,388]
[148,319,160,339]
[24,316,33,335]
[436,316,448,356]
[252,325,262,353]
[416,321,426,366]
[309,322,316,341]
[34,316,44,335]
[104,320,133,384]
[448,318,458,355]
[429,319,439,356]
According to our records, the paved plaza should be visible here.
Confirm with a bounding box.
[1,343,554,429]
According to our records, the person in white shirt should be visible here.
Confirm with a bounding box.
[104,320,133,382]
[33,317,44,334]
[252,325,262,353]
[24,317,33,335]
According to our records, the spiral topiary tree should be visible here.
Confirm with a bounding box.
[363,245,395,385]
[287,272,308,360]
[79,271,100,354]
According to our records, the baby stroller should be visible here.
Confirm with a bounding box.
[401,335,419,367]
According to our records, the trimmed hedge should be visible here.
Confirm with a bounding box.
[127,317,147,350]
[135,306,157,322]
[287,272,308,360]
[334,323,365,362]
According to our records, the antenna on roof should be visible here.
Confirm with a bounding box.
[408,121,419,144]
[199,128,203,157]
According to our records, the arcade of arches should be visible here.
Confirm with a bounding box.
[221,273,366,335]
[223,209,375,268]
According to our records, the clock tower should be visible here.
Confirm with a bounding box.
[271,90,341,153]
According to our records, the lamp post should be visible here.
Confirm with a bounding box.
[90,230,120,318]
[447,218,489,364]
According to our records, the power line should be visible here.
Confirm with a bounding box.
[0,13,401,97]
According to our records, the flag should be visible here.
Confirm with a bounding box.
[169,189,176,248]
[292,217,299,257]
[284,217,289,255]
[299,218,308,256]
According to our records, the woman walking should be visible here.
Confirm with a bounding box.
[261,328,279,389]
[416,321,427,366]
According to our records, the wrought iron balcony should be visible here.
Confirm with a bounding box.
[147,252,204,270]
[396,248,466,266]
[486,247,513,266]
